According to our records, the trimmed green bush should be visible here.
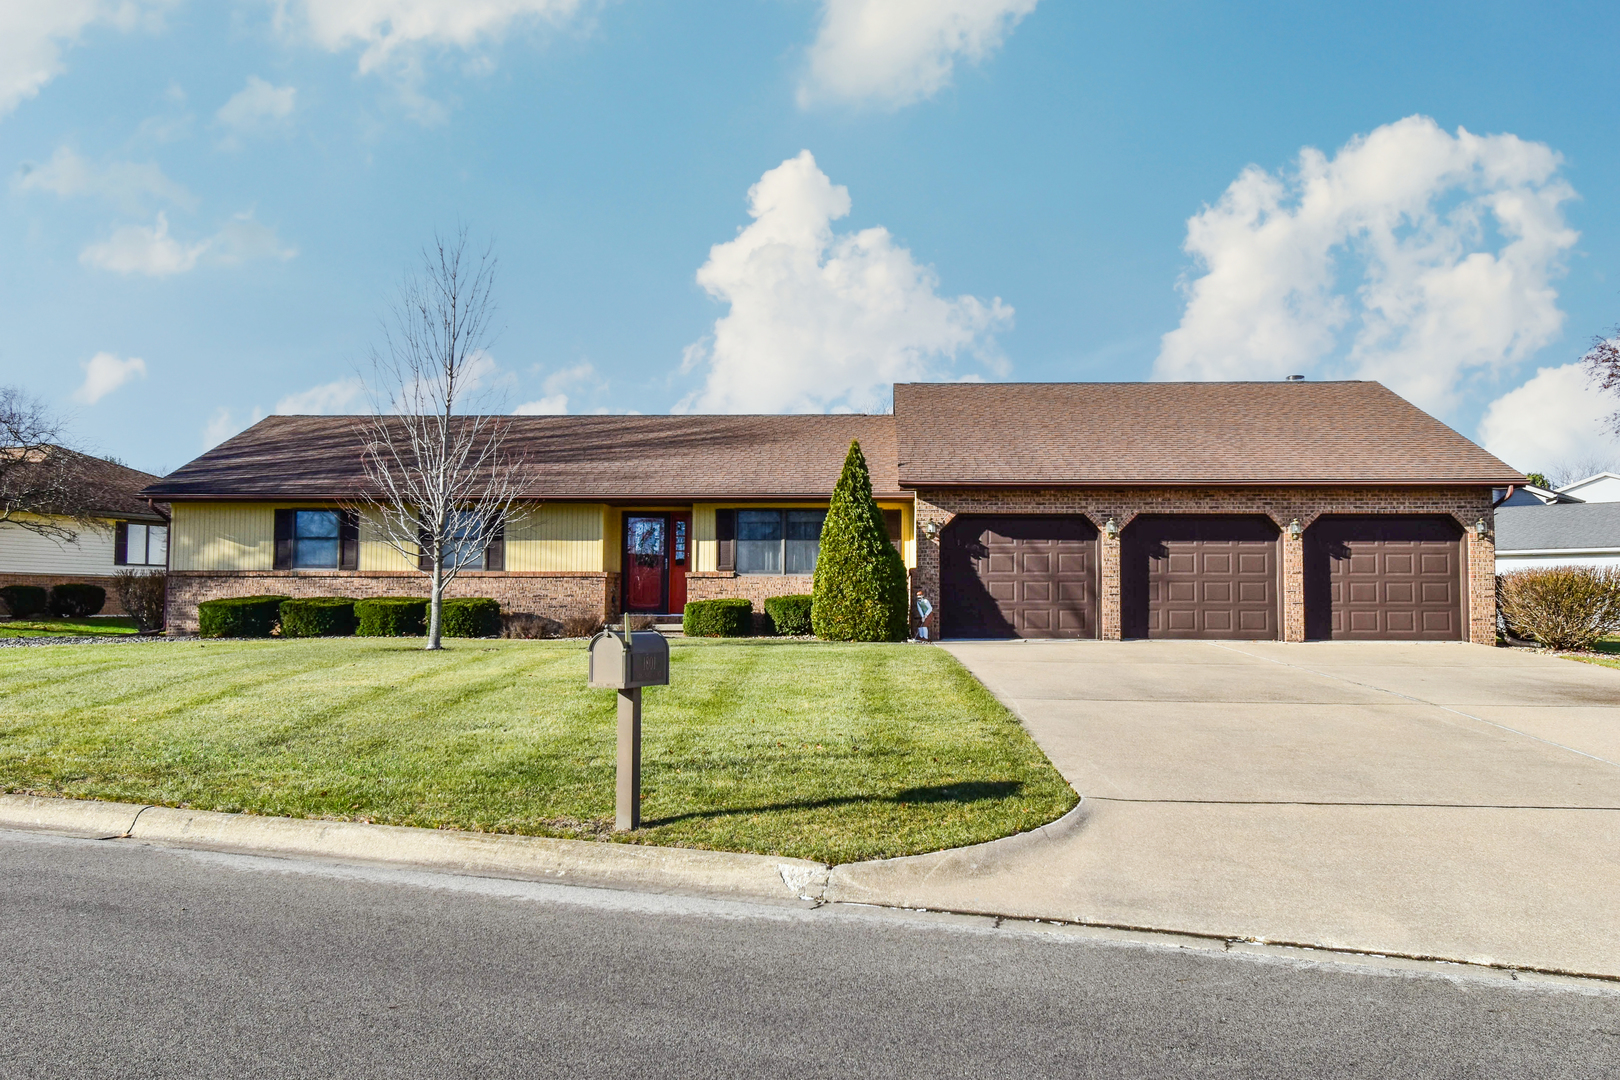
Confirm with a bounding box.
[197,595,289,638]
[0,585,48,618]
[279,597,358,638]
[355,597,428,637]
[683,598,753,637]
[48,583,106,618]
[441,597,501,638]
[811,440,908,642]
[763,594,813,636]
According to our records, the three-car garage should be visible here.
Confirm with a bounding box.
[938,513,1466,641]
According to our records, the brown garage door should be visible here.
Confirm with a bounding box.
[941,516,1097,638]
[1123,516,1279,639]
[1304,516,1463,640]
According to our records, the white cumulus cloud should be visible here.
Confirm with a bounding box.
[514,361,597,414]
[678,150,1011,414]
[80,210,296,276]
[513,394,569,415]
[800,0,1038,109]
[14,145,195,212]
[216,75,296,138]
[273,0,585,74]
[1154,115,1579,414]
[73,351,147,404]
[0,1,174,119]
[1478,362,1620,475]
[276,377,364,414]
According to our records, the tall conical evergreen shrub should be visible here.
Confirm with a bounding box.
[812,440,909,641]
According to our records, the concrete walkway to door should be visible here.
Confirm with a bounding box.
[824,641,1620,978]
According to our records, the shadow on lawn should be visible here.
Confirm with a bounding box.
[641,780,1024,829]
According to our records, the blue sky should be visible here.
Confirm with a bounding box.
[2,0,1617,477]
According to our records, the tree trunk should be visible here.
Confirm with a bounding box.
[427,560,444,650]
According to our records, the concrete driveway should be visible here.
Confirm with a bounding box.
[827,641,1620,977]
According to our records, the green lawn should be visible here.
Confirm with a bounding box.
[1567,637,1620,671]
[0,638,1076,864]
[0,616,139,638]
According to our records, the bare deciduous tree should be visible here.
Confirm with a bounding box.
[1584,327,1620,437]
[352,230,523,650]
[0,386,101,543]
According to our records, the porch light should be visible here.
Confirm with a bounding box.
[922,520,941,541]
[1103,517,1119,539]
[1475,518,1488,539]
[1287,519,1302,540]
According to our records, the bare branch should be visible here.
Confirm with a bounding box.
[1583,326,1620,438]
[0,386,101,543]
[346,230,526,650]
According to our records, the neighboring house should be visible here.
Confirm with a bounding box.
[1555,472,1620,503]
[1497,483,1581,507]
[1495,502,1620,571]
[140,380,1522,643]
[0,450,169,616]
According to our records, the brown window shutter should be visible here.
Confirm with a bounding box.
[715,509,736,572]
[273,510,295,570]
[114,521,129,566]
[339,510,360,571]
[483,518,505,571]
[882,509,902,541]
[418,525,433,571]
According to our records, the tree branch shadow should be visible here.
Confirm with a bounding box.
[640,780,1023,829]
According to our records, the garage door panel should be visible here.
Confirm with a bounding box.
[942,515,1098,639]
[1123,516,1279,640]
[1305,516,1462,641]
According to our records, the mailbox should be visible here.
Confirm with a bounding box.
[588,629,670,689]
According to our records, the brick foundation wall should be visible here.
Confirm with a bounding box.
[0,572,131,617]
[684,572,815,608]
[166,571,618,634]
[911,486,1498,644]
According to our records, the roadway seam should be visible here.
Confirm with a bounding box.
[1085,797,1620,810]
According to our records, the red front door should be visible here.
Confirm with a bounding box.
[668,513,691,614]
[624,515,668,613]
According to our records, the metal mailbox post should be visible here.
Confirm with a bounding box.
[588,615,670,830]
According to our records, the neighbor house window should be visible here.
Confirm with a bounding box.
[733,509,827,575]
[293,510,341,568]
[442,511,484,570]
[115,523,168,567]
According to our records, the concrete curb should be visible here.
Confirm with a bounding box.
[824,798,1093,906]
[0,795,828,904]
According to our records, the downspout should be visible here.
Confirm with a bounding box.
[1491,485,1516,509]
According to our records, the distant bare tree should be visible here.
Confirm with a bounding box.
[0,386,101,543]
[352,230,522,650]
[1584,326,1620,437]
[1545,458,1619,490]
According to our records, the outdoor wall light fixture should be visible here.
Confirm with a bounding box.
[922,520,941,541]
[1475,518,1488,539]
[1103,517,1119,539]
[1287,519,1302,539]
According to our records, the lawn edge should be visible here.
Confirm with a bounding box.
[0,793,828,904]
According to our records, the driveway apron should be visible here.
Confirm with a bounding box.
[826,641,1620,978]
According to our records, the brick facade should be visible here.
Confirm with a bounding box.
[0,572,132,617]
[911,486,1498,643]
[684,572,815,606]
[166,570,619,634]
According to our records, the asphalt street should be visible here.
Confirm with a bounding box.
[2,828,1616,1079]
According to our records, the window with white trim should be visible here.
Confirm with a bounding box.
[735,509,827,575]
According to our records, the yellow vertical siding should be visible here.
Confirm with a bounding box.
[171,503,275,571]
[691,504,717,572]
[357,507,418,571]
[507,503,607,572]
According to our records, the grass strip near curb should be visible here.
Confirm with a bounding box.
[1564,637,1620,671]
[0,637,1075,864]
[0,617,139,638]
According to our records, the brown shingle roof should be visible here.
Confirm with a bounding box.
[892,381,1523,486]
[7,448,168,519]
[139,414,902,500]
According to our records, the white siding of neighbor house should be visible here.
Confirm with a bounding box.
[0,516,118,574]
[1558,474,1620,503]
[1496,551,1620,571]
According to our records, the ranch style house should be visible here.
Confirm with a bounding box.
[140,380,1525,643]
